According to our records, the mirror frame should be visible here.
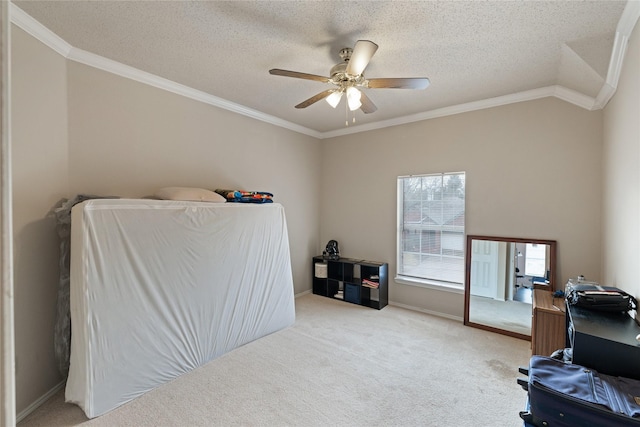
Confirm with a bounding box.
[463,235,557,340]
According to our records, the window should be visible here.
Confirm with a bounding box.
[397,172,466,288]
[524,243,547,277]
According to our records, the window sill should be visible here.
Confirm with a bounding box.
[394,276,464,294]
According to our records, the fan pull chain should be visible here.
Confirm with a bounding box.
[344,100,356,126]
[345,98,349,126]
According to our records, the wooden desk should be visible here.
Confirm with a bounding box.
[532,290,566,356]
[532,282,551,291]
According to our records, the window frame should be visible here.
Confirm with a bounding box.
[396,172,466,292]
[524,243,547,277]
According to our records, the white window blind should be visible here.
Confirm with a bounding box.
[397,172,466,285]
[524,243,547,277]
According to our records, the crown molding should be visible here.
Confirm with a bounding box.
[320,86,596,139]
[9,3,71,57]
[617,0,640,34]
[552,85,597,110]
[67,47,323,139]
[9,2,635,140]
[9,3,321,139]
[593,2,640,109]
[594,83,617,110]
[602,31,628,95]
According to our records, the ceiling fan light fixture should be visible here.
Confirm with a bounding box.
[346,87,362,111]
[270,40,429,117]
[326,90,343,108]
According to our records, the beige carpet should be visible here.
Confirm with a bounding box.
[19,294,531,427]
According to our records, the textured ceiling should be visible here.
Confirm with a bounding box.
[13,0,629,135]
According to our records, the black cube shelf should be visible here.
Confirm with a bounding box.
[312,256,388,310]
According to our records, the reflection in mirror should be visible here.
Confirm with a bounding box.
[464,235,556,340]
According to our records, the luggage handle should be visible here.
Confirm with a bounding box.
[519,411,534,424]
[517,377,529,391]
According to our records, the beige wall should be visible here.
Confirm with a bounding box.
[11,29,321,415]
[11,26,69,412]
[66,61,322,301]
[602,21,639,296]
[321,98,603,318]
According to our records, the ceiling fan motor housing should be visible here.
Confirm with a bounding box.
[330,47,365,87]
[330,62,348,79]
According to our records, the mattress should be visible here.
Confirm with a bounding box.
[66,199,296,418]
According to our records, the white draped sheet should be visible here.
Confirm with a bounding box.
[66,199,296,418]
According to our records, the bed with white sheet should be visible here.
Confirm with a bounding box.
[65,199,296,418]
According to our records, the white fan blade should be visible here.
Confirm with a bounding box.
[346,40,378,76]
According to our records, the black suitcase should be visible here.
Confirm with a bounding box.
[519,356,640,426]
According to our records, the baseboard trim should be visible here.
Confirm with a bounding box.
[388,301,464,323]
[16,380,65,423]
[300,291,463,322]
[294,289,312,298]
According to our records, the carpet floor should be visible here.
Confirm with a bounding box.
[19,293,532,426]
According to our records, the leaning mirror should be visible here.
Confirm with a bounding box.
[464,235,557,340]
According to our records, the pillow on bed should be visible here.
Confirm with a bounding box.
[155,187,226,203]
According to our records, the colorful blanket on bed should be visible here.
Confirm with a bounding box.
[214,189,274,203]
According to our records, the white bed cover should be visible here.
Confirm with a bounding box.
[66,199,295,418]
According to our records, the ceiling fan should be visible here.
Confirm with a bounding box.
[269,40,430,114]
